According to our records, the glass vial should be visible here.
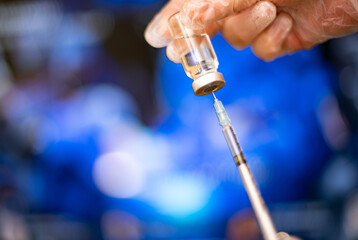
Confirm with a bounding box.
[168,12,225,96]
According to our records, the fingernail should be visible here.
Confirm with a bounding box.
[145,14,170,48]
[254,1,276,27]
[255,13,292,61]
[276,14,293,35]
[268,14,292,42]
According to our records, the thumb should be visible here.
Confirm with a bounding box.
[179,0,259,28]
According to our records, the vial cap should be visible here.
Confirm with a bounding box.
[192,72,225,96]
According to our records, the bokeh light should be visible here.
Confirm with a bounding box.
[147,173,213,218]
[93,152,145,198]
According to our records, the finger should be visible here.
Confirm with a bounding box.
[166,41,181,63]
[205,22,221,38]
[284,31,307,53]
[277,232,302,240]
[179,0,259,28]
[145,0,185,48]
[220,1,276,49]
[252,12,293,61]
[277,232,291,240]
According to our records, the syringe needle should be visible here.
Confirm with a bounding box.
[212,92,217,100]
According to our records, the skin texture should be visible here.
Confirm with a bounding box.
[277,232,302,240]
[145,0,358,61]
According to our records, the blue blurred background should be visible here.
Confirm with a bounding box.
[0,0,358,239]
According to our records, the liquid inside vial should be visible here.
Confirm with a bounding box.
[174,34,218,79]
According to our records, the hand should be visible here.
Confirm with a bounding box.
[277,232,302,240]
[145,0,358,61]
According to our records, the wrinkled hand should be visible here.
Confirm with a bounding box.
[145,0,358,61]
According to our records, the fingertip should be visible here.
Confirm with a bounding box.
[256,1,276,21]
[252,13,293,61]
[255,52,277,62]
[166,41,181,63]
[219,1,276,50]
[252,45,282,62]
[277,13,294,32]
[145,0,185,48]
[144,15,171,48]
[205,22,220,38]
[277,232,291,240]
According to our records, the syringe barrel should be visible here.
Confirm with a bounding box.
[222,124,277,240]
[238,163,278,240]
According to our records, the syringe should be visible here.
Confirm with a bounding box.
[167,12,278,240]
[212,92,277,240]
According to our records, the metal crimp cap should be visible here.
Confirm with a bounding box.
[192,72,225,96]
